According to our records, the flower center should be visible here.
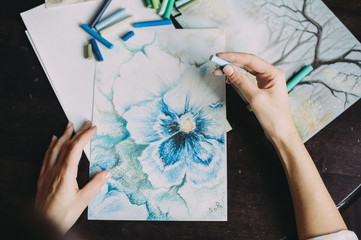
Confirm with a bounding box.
[179,115,196,132]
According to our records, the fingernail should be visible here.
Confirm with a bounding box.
[51,135,57,141]
[105,172,112,180]
[212,69,224,76]
[223,65,234,76]
[83,120,92,127]
[66,122,72,128]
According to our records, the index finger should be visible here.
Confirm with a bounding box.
[63,126,97,177]
[216,52,282,79]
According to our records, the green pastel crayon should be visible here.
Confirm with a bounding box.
[287,65,313,92]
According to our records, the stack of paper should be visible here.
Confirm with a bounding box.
[21,0,175,156]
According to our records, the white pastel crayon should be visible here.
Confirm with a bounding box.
[99,16,134,36]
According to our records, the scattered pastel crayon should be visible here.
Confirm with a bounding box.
[86,43,92,60]
[81,24,113,49]
[89,0,112,28]
[121,31,135,41]
[175,0,192,8]
[151,0,159,9]
[287,65,314,92]
[133,19,172,28]
[99,16,134,36]
[144,0,152,8]
[163,0,175,19]
[90,38,103,62]
[158,0,169,16]
[94,8,127,31]
[178,0,198,12]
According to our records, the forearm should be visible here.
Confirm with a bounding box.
[213,52,348,238]
[270,132,347,239]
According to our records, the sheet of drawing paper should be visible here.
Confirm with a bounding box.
[89,29,227,220]
[21,0,174,156]
[175,0,361,142]
[45,0,95,8]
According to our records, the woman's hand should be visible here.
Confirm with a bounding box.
[213,53,348,239]
[35,121,111,234]
[212,52,297,141]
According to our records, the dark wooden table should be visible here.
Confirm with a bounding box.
[0,0,360,239]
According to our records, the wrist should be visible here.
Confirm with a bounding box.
[268,127,301,151]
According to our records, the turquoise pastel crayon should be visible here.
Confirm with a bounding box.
[121,31,134,41]
[287,65,313,92]
[94,9,127,31]
[133,19,172,28]
[89,0,112,28]
[209,55,247,74]
[158,0,169,15]
[144,0,152,8]
[163,0,175,19]
[81,24,113,49]
[90,38,103,62]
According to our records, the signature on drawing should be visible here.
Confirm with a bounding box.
[209,202,223,213]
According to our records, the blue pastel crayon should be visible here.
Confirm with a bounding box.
[89,0,112,28]
[94,9,127,31]
[133,19,172,28]
[90,39,103,62]
[209,55,247,74]
[121,31,134,41]
[81,24,113,49]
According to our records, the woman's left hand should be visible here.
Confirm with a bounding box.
[35,121,111,234]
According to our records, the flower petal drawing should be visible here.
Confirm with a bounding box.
[158,131,215,167]
[122,68,225,187]
[90,30,227,220]
[139,143,187,187]
[123,99,178,145]
[194,102,225,141]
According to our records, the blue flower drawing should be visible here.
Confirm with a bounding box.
[122,69,225,187]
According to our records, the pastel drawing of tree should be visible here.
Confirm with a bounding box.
[254,0,361,107]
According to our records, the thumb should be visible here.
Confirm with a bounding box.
[223,65,259,100]
[78,170,111,206]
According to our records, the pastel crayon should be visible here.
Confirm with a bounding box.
[94,9,127,31]
[144,0,152,8]
[209,55,247,74]
[99,16,134,36]
[90,38,103,62]
[81,24,113,49]
[158,0,169,16]
[89,0,112,28]
[86,43,92,60]
[133,19,172,28]
[151,0,159,9]
[175,0,192,8]
[178,0,198,12]
[163,0,175,19]
[121,31,134,41]
[287,65,313,92]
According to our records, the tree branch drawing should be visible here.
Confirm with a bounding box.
[254,0,361,107]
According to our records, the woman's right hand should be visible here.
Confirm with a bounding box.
[212,52,298,141]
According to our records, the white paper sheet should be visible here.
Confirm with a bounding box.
[21,0,175,156]
[46,0,96,9]
[89,30,227,220]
